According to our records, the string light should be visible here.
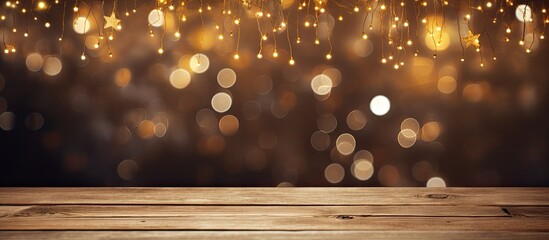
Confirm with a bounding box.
[0,0,545,69]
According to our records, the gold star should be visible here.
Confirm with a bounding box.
[463,30,480,48]
[104,11,120,29]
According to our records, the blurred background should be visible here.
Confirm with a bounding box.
[0,0,547,187]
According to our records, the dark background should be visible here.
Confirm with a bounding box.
[0,0,547,186]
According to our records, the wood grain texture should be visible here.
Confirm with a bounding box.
[1,188,548,206]
[0,205,510,217]
[1,231,549,240]
[5,205,543,231]
[0,188,548,239]
[2,216,549,231]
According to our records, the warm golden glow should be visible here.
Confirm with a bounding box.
[310,74,333,96]
[0,0,544,68]
[370,95,391,116]
[217,68,237,88]
[138,120,155,139]
[346,110,367,131]
[25,53,43,72]
[438,76,457,94]
[169,69,191,89]
[73,17,91,34]
[211,92,233,113]
[336,133,356,156]
[219,115,239,136]
[325,163,345,184]
[421,122,441,142]
[352,160,374,181]
[43,56,62,76]
[148,9,164,27]
[115,68,132,88]
[427,177,447,187]
[189,54,210,74]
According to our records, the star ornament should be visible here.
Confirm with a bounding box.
[104,11,121,30]
[463,30,480,48]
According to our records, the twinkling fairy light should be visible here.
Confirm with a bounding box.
[0,0,548,68]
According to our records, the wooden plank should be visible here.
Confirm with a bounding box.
[0,206,29,218]
[506,207,549,217]
[0,205,510,218]
[1,215,547,230]
[0,216,547,231]
[1,231,549,240]
[1,188,548,206]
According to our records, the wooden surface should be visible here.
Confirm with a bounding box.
[0,188,548,239]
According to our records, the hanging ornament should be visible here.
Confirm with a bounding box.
[463,30,481,48]
[315,0,328,10]
[104,11,121,29]
[0,1,546,68]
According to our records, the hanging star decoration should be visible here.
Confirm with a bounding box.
[104,11,121,29]
[463,30,481,48]
[0,0,546,67]
[314,0,328,9]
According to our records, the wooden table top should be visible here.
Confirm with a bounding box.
[0,188,548,239]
